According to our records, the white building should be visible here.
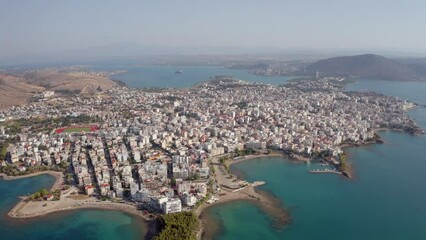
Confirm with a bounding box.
[182,194,197,207]
[162,198,182,214]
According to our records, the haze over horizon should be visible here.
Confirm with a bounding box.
[2,0,426,62]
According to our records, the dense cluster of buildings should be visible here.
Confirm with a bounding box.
[0,77,422,214]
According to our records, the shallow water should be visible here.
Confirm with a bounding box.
[0,174,146,240]
[205,79,426,240]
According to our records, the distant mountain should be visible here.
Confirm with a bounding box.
[396,57,426,76]
[306,54,425,81]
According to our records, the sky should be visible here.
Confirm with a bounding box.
[1,0,426,58]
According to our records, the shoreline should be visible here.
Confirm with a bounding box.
[0,171,64,191]
[196,153,289,239]
[7,196,157,239]
[6,187,159,239]
[229,152,284,165]
[8,197,150,221]
[197,186,289,240]
[4,172,159,239]
[4,128,418,239]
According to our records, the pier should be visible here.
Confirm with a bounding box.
[308,169,342,175]
[251,181,266,187]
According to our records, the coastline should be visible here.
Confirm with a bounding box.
[4,127,419,239]
[196,153,289,240]
[198,187,288,240]
[4,172,159,239]
[4,156,288,240]
[232,152,311,165]
[8,196,150,221]
[229,152,284,165]
[0,171,64,191]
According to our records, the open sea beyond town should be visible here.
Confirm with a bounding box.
[1,65,426,240]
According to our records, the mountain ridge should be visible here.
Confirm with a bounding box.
[306,54,425,81]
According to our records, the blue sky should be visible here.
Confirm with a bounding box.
[1,0,426,57]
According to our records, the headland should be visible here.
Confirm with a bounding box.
[1,75,424,239]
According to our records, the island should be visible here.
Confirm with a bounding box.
[1,73,423,239]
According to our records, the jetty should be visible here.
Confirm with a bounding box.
[251,181,266,187]
[309,168,342,175]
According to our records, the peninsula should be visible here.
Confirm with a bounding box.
[1,73,423,239]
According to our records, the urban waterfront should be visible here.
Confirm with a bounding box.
[3,1,426,240]
[1,68,426,240]
[207,127,426,239]
[204,79,426,240]
[0,170,146,240]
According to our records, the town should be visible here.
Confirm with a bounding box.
[0,76,423,216]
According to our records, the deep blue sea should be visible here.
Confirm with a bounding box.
[1,65,426,240]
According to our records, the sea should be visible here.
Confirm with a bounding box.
[205,79,426,240]
[0,174,146,240]
[90,64,295,88]
[1,65,426,240]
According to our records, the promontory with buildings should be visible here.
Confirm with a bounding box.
[0,74,423,239]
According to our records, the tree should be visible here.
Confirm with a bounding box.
[40,189,49,196]
[0,142,9,160]
[154,212,199,240]
[65,173,73,184]
[170,178,177,188]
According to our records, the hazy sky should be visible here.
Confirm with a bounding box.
[1,0,426,57]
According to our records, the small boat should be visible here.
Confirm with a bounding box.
[175,70,183,74]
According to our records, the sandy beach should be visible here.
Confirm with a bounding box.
[5,155,289,240]
[4,171,153,225]
[229,152,283,165]
[7,186,153,222]
[197,186,289,239]
[6,181,159,239]
[196,154,289,239]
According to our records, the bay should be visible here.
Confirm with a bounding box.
[0,174,146,240]
[91,64,294,88]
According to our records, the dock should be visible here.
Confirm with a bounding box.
[251,181,265,187]
[309,168,342,175]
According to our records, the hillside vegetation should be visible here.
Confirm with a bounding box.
[306,54,425,81]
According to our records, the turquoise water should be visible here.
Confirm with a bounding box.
[207,79,426,240]
[0,175,145,240]
[211,130,426,239]
[92,64,294,88]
